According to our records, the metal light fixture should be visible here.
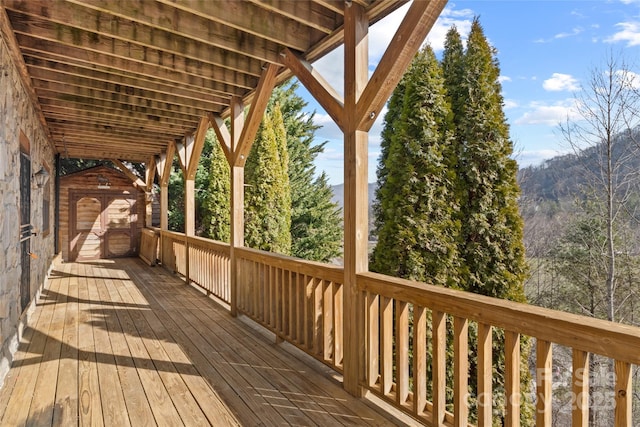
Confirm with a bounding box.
[33,167,49,188]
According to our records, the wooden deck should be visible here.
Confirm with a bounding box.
[0,258,406,426]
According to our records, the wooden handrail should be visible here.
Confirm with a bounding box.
[358,271,640,365]
[155,230,639,425]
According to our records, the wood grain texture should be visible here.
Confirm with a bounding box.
[0,257,401,426]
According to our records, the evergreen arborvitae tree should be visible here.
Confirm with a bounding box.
[372,64,407,249]
[244,103,292,254]
[370,45,459,286]
[448,18,533,425]
[270,81,342,262]
[455,18,528,301]
[201,129,230,242]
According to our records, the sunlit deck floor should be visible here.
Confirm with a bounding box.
[0,257,405,426]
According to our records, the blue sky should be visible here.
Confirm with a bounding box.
[298,0,640,185]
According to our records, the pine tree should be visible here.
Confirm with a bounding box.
[244,104,292,254]
[449,18,532,425]
[370,45,459,286]
[270,81,342,262]
[201,129,230,242]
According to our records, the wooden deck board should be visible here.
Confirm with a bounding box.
[0,258,406,426]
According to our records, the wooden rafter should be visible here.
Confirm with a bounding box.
[234,63,280,166]
[355,0,448,131]
[111,159,147,191]
[186,116,210,180]
[208,113,233,166]
[282,48,345,131]
[1,0,413,162]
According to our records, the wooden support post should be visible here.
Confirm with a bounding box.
[229,96,244,317]
[156,142,174,263]
[342,1,368,397]
[145,156,156,227]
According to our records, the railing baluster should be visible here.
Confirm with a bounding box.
[454,316,469,426]
[381,296,393,395]
[323,281,334,364]
[334,282,343,368]
[432,310,446,426]
[478,323,492,427]
[396,301,409,406]
[505,331,520,427]
[367,292,380,390]
[615,360,631,426]
[572,349,589,427]
[536,339,552,427]
[313,278,323,355]
[413,305,426,415]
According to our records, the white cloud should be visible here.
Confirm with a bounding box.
[605,21,640,46]
[503,99,518,110]
[515,101,579,126]
[543,73,580,91]
[534,27,583,43]
[499,75,512,83]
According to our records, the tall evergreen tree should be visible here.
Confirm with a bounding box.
[244,103,292,254]
[270,81,342,262]
[449,18,532,424]
[201,129,231,242]
[370,45,459,285]
[455,18,528,300]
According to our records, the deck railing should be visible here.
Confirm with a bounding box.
[159,230,231,303]
[154,229,640,426]
[236,247,344,372]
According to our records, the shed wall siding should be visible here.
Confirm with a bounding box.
[59,166,146,262]
[0,35,55,388]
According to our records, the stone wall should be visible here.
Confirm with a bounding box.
[0,34,55,387]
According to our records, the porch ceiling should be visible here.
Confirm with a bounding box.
[1,0,408,162]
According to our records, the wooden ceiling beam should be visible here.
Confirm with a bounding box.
[23,54,231,106]
[40,104,197,135]
[246,0,338,34]
[47,121,180,142]
[13,32,252,98]
[157,0,312,51]
[66,0,284,64]
[34,87,203,123]
[26,64,228,111]
[4,0,265,78]
[41,102,197,132]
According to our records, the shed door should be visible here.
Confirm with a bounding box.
[71,193,136,261]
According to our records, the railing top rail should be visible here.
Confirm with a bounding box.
[236,246,344,284]
[359,271,640,365]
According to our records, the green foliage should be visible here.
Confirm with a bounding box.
[454,18,528,301]
[450,18,532,425]
[373,18,533,425]
[371,45,459,287]
[271,81,343,261]
[201,129,230,242]
[167,158,185,232]
[244,103,292,254]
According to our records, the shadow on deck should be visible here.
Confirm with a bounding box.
[0,257,412,426]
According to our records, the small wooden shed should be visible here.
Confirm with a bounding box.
[59,165,146,262]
